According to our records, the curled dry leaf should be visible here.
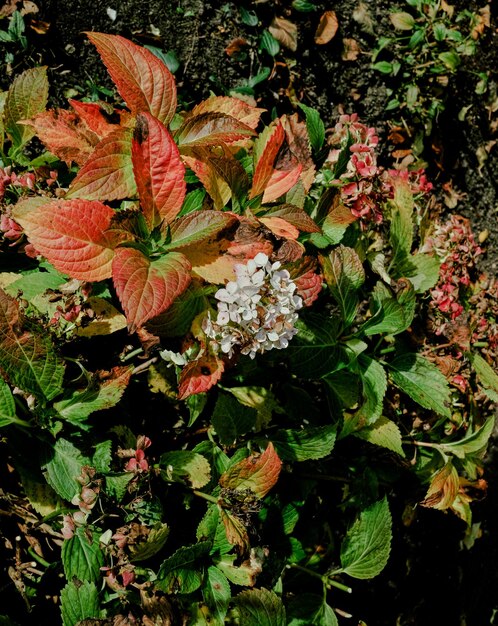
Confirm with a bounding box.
[225,37,249,56]
[342,38,360,61]
[315,11,339,45]
[269,17,298,52]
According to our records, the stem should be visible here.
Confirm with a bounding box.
[120,347,143,362]
[192,490,219,505]
[27,548,51,569]
[379,346,396,355]
[287,564,352,593]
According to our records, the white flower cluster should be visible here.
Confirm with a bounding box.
[203,253,303,359]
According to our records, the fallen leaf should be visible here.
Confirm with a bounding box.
[353,2,374,34]
[225,37,249,56]
[342,38,360,61]
[269,17,298,52]
[315,11,338,45]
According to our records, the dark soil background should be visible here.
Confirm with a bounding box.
[1,0,498,624]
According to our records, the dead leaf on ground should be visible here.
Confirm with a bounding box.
[20,1,39,15]
[225,37,248,56]
[342,38,360,61]
[28,19,50,35]
[471,5,490,40]
[440,0,455,18]
[314,11,338,45]
[353,2,374,34]
[269,17,298,52]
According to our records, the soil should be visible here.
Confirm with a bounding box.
[1,0,498,624]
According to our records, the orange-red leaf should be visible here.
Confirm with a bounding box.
[132,112,186,228]
[250,123,285,199]
[167,210,237,251]
[29,108,101,166]
[259,216,299,240]
[176,112,255,147]
[68,99,115,138]
[67,127,135,201]
[178,355,225,399]
[264,204,320,233]
[219,508,250,553]
[281,113,316,192]
[112,249,191,333]
[190,96,264,130]
[13,199,128,281]
[219,443,282,499]
[263,165,303,204]
[87,32,177,126]
[315,11,339,45]
[288,256,323,307]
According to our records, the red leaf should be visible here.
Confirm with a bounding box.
[176,112,255,147]
[178,355,224,399]
[219,508,250,553]
[67,127,135,202]
[112,249,191,333]
[132,112,186,228]
[219,443,282,499]
[189,96,264,130]
[264,204,320,233]
[281,113,316,193]
[263,165,303,204]
[259,216,299,240]
[13,199,128,281]
[68,99,115,138]
[29,108,101,166]
[86,32,177,126]
[250,122,285,199]
[182,151,231,209]
[288,256,323,307]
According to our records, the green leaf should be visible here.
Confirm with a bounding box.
[197,504,233,556]
[372,61,395,74]
[260,30,280,56]
[60,580,100,626]
[0,289,65,402]
[157,541,211,594]
[224,386,283,430]
[292,0,317,11]
[290,314,345,378]
[298,103,325,153]
[61,527,104,583]
[388,353,451,418]
[212,391,258,445]
[287,593,338,626]
[232,588,286,626]
[42,438,90,502]
[92,440,112,473]
[160,450,211,489]
[179,188,206,216]
[240,7,258,26]
[129,523,170,562]
[440,417,495,459]
[389,180,414,272]
[104,472,133,502]
[269,425,337,461]
[4,267,68,302]
[202,566,231,626]
[353,417,405,457]
[193,441,230,485]
[362,297,407,336]
[0,377,18,427]
[145,46,180,73]
[439,51,461,70]
[470,353,498,400]
[321,246,365,327]
[54,367,132,426]
[390,11,415,30]
[5,67,48,149]
[215,551,265,586]
[340,496,392,579]
[399,253,441,293]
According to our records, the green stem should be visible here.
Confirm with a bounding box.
[120,347,143,362]
[27,548,51,568]
[379,346,396,355]
[192,490,219,505]
[287,564,352,593]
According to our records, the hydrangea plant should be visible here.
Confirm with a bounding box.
[0,32,495,626]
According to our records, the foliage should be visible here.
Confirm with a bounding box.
[0,31,495,625]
